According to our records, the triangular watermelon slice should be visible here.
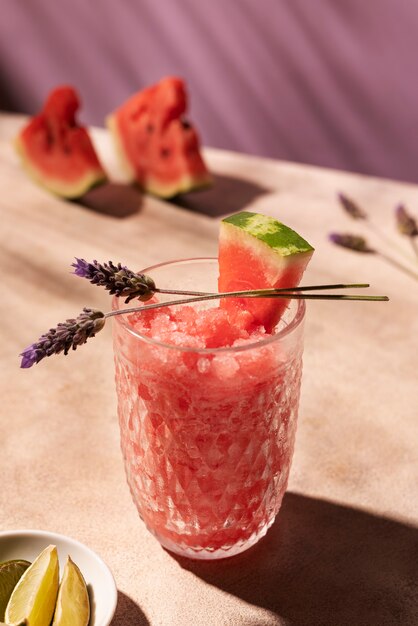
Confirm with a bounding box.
[106,77,211,198]
[15,86,107,198]
[218,211,314,332]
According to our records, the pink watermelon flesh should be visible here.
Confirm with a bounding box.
[218,212,314,333]
[15,85,106,198]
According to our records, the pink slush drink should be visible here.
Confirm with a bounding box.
[113,258,305,560]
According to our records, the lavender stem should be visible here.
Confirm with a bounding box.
[365,218,416,264]
[105,290,389,319]
[154,283,370,297]
[377,251,418,281]
[411,238,418,262]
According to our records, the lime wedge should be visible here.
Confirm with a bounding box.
[5,545,59,626]
[52,556,90,626]
[0,561,31,621]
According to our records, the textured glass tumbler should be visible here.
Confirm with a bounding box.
[113,259,305,560]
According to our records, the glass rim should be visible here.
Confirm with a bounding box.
[112,257,306,354]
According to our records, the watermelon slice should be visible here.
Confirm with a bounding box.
[15,86,107,198]
[106,76,211,198]
[218,211,314,332]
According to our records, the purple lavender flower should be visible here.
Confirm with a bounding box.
[338,193,367,220]
[72,258,95,278]
[20,345,40,369]
[329,233,375,253]
[72,258,156,303]
[395,204,418,237]
[20,308,105,368]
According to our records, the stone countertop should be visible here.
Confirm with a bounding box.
[0,113,417,625]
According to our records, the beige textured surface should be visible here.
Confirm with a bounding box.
[0,113,417,625]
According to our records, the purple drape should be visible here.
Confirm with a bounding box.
[1,0,417,183]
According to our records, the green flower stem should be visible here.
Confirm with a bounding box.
[365,218,417,265]
[105,288,389,319]
[377,251,418,282]
[154,283,370,297]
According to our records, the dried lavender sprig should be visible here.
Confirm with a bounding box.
[20,308,105,368]
[72,258,156,303]
[329,232,418,282]
[75,258,371,299]
[395,204,418,261]
[329,233,375,253]
[338,193,415,264]
[395,204,418,237]
[338,193,367,219]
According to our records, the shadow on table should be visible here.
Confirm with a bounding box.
[110,590,150,626]
[172,173,269,217]
[76,183,143,218]
[173,492,418,626]
[69,173,268,219]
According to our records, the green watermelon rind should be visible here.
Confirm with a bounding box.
[222,211,314,258]
[15,135,107,199]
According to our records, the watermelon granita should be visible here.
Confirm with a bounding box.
[113,215,313,559]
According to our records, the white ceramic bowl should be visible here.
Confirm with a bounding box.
[0,529,117,626]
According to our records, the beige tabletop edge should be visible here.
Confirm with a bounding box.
[0,113,417,626]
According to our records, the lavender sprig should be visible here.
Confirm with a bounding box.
[72,258,156,303]
[329,233,374,253]
[20,308,105,368]
[395,204,418,237]
[338,193,367,220]
[329,232,418,281]
[395,204,418,261]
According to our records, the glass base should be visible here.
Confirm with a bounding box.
[148,517,275,561]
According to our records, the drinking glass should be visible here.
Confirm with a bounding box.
[113,258,305,560]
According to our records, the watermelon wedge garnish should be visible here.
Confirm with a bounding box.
[15,86,107,198]
[218,211,314,332]
[106,76,211,198]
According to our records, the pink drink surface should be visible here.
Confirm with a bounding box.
[114,301,303,558]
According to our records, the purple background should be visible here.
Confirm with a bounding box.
[1,0,418,183]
